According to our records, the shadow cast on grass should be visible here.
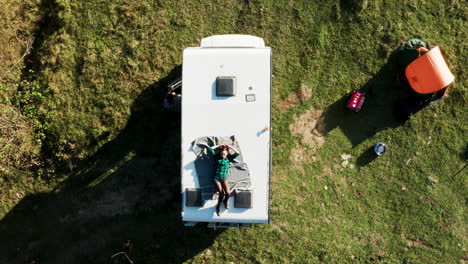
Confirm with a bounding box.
[356,146,379,167]
[23,0,63,76]
[0,66,223,263]
[17,0,63,99]
[315,51,407,161]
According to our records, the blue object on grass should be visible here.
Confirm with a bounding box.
[374,142,386,155]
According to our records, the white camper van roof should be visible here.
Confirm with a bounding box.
[181,35,271,224]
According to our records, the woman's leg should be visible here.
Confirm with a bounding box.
[221,181,230,197]
[214,181,223,194]
[222,181,231,209]
[215,181,224,216]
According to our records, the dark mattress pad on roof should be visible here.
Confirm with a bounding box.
[192,135,251,200]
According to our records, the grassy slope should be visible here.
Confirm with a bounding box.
[1,0,467,263]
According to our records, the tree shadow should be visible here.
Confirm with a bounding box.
[0,65,223,263]
[13,0,65,174]
[23,0,63,76]
[315,51,408,152]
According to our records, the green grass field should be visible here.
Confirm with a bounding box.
[0,0,466,263]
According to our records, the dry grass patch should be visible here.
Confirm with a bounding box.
[278,84,312,112]
[290,107,325,148]
[289,107,325,166]
[0,0,38,82]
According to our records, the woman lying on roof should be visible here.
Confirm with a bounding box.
[207,144,239,216]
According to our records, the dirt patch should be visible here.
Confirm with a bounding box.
[290,107,324,147]
[289,113,324,165]
[278,84,312,112]
[282,88,328,168]
[289,108,325,166]
[289,107,325,166]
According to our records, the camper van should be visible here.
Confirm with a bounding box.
[181,35,271,228]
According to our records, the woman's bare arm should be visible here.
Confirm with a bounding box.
[225,144,239,153]
[212,144,222,149]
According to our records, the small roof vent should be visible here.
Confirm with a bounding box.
[216,76,236,97]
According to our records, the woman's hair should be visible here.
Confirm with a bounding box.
[219,146,229,152]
